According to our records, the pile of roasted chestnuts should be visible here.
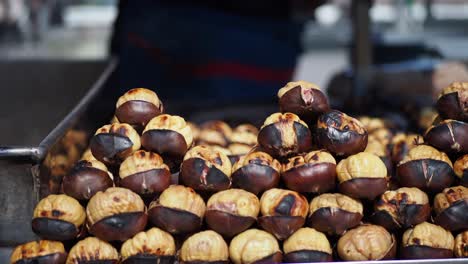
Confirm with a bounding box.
[11,82,468,264]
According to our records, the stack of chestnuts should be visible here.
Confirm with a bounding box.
[11,83,468,264]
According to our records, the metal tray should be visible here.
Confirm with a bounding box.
[0,60,465,264]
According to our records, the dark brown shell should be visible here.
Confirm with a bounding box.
[284,250,333,263]
[436,92,468,122]
[205,210,256,238]
[338,178,388,200]
[371,203,431,231]
[307,207,362,236]
[258,215,305,240]
[120,168,171,197]
[425,120,468,155]
[180,261,229,264]
[90,133,134,165]
[13,252,67,264]
[279,86,330,123]
[231,164,280,195]
[397,159,454,193]
[31,218,80,241]
[434,199,468,232]
[180,158,231,192]
[147,205,202,235]
[116,100,162,131]
[281,163,336,193]
[141,129,189,160]
[257,122,312,158]
[122,254,175,264]
[252,252,283,264]
[89,212,147,242]
[400,245,453,259]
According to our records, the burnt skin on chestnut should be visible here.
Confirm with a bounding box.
[119,150,171,197]
[229,229,282,264]
[372,187,430,231]
[307,193,363,236]
[115,88,164,131]
[281,150,336,193]
[120,227,176,264]
[454,154,468,186]
[436,82,468,122]
[454,231,468,258]
[32,194,86,241]
[206,189,259,237]
[180,231,229,264]
[424,119,468,156]
[433,185,468,231]
[147,185,205,235]
[257,112,312,158]
[401,222,454,259]
[316,110,368,157]
[10,240,67,264]
[283,228,333,263]
[337,152,388,200]
[86,187,147,242]
[66,237,119,264]
[258,188,309,240]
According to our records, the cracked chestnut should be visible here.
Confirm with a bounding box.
[86,187,147,242]
[66,237,119,264]
[229,229,282,264]
[424,119,468,155]
[433,185,468,231]
[283,228,333,263]
[401,222,454,259]
[32,194,85,241]
[454,154,468,186]
[180,231,229,264]
[455,231,468,257]
[436,82,468,122]
[281,150,336,193]
[258,188,308,240]
[10,240,67,264]
[148,185,205,234]
[206,189,259,237]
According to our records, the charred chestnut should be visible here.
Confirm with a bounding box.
[10,240,66,264]
[397,145,454,193]
[229,229,282,264]
[67,237,119,264]
[32,194,85,241]
[86,187,147,241]
[277,81,329,123]
[391,133,424,165]
[121,227,176,264]
[62,159,114,201]
[148,185,205,234]
[337,224,396,261]
[281,150,336,193]
[283,227,332,263]
[115,88,164,130]
[372,187,430,230]
[257,112,312,158]
[433,185,468,231]
[455,231,468,257]
[206,189,259,237]
[307,193,363,236]
[337,152,388,199]
[424,119,468,155]
[454,154,468,186]
[180,230,229,263]
[119,150,171,196]
[90,123,141,166]
[401,222,454,259]
[231,151,281,195]
[197,120,232,147]
[316,110,368,156]
[258,188,308,240]
[436,82,468,122]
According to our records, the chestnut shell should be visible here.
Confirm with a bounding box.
[120,168,171,196]
[180,158,231,192]
[307,207,362,236]
[425,120,468,155]
[231,164,280,195]
[400,245,453,259]
[90,133,134,165]
[397,159,454,193]
[141,129,188,160]
[180,261,229,264]
[69,260,118,264]
[258,216,305,240]
[434,199,468,232]
[62,162,113,201]
[13,252,67,264]
[257,122,312,158]
[436,92,468,122]
[284,250,332,263]
[122,254,175,264]
[89,212,147,242]
[279,86,330,123]
[115,100,162,130]
[147,205,202,234]
[205,210,256,238]
[252,252,283,264]
[339,178,388,200]
[281,163,336,193]
[371,203,431,231]
[31,218,80,241]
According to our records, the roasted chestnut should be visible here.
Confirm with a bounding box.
[401,222,454,259]
[119,150,171,196]
[454,154,468,186]
[67,237,119,264]
[121,227,176,264]
[257,112,312,158]
[180,230,229,264]
[424,119,468,155]
[10,240,67,264]
[141,114,193,169]
[229,229,282,264]
[277,81,329,123]
[283,227,332,263]
[372,187,430,230]
[148,185,205,234]
[281,150,336,193]
[197,120,232,147]
[358,116,386,132]
[206,189,260,237]
[32,194,85,241]
[316,110,368,156]
[187,122,200,142]
[115,88,164,130]
[365,136,392,177]
[436,82,467,122]
[337,224,396,261]
[229,124,258,147]
[258,188,308,240]
[86,187,147,241]
[336,152,388,199]
[391,133,424,165]
[397,145,454,193]
[433,185,468,231]
[81,148,97,161]
[455,231,468,257]
[369,127,393,147]
[90,123,141,166]
[62,159,114,201]
[307,193,363,236]
[231,151,281,195]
